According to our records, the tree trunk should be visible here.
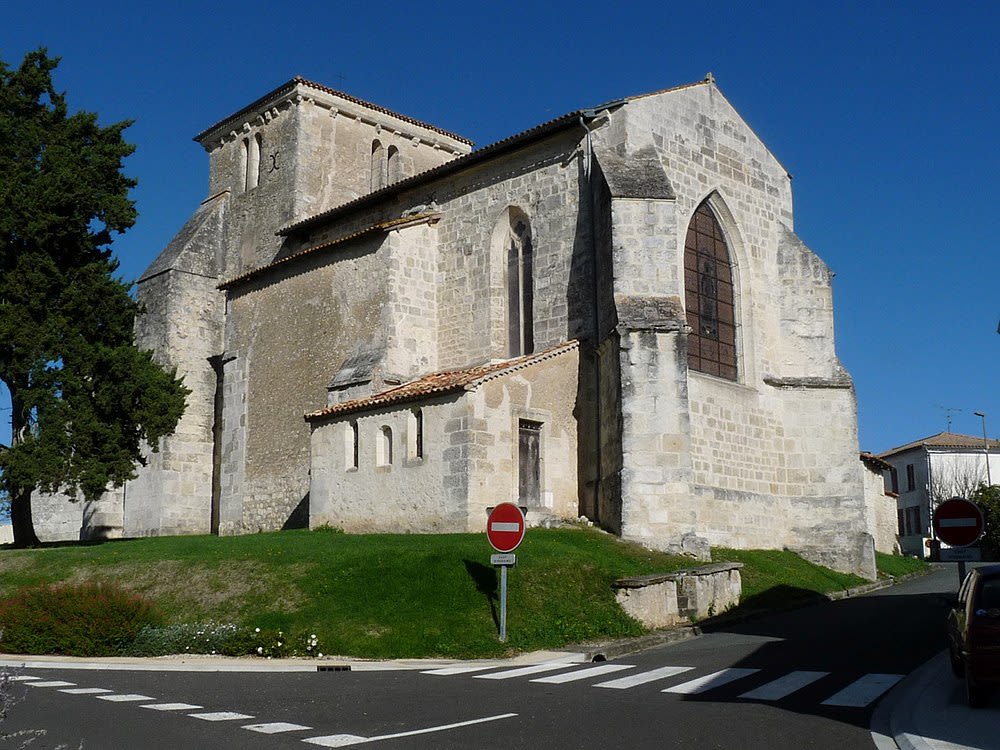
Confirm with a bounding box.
[7,389,41,547]
[10,487,40,547]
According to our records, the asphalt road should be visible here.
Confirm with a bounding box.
[0,566,961,749]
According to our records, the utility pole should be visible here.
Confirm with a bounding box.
[974,411,992,486]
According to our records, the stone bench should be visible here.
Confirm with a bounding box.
[613,562,743,628]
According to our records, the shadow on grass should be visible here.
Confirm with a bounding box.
[463,559,499,630]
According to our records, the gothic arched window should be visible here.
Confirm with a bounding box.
[387,145,401,184]
[684,202,737,380]
[506,214,534,357]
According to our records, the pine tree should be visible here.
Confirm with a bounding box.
[0,49,188,546]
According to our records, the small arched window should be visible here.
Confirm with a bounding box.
[370,140,386,191]
[505,213,534,357]
[387,145,401,184]
[684,201,737,380]
[240,138,249,193]
[344,421,359,470]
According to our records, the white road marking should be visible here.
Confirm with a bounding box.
[821,674,903,707]
[8,676,42,682]
[244,722,312,734]
[188,711,255,721]
[662,668,760,694]
[97,694,155,702]
[141,702,203,711]
[421,665,498,675]
[303,713,518,747]
[530,664,634,684]
[739,671,829,700]
[474,662,576,680]
[595,665,695,689]
[59,688,114,695]
[25,680,75,688]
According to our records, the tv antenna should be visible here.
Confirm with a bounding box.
[937,406,962,432]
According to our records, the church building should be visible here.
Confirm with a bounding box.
[36,75,878,579]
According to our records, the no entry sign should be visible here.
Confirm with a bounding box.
[933,497,985,547]
[487,503,526,553]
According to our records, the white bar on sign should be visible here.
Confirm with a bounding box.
[940,518,977,527]
[490,522,521,532]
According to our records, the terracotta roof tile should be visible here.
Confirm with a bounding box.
[196,77,472,146]
[305,341,579,422]
[879,431,1000,458]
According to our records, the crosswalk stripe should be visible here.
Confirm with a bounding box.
[422,665,498,676]
[8,676,42,682]
[25,681,75,688]
[530,664,634,684]
[189,711,255,721]
[662,668,760,695]
[739,671,829,700]
[141,703,204,711]
[595,665,695,689]
[474,662,578,680]
[820,673,902,707]
[96,694,154,702]
[59,688,114,695]
[243,722,312,733]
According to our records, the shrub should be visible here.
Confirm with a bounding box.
[124,621,322,658]
[0,582,163,657]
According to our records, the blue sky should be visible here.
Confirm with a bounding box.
[2,0,998,456]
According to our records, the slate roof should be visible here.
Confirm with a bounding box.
[304,340,579,422]
[879,431,1000,458]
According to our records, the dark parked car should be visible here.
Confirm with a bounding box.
[947,563,1000,707]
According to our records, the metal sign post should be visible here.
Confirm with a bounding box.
[487,504,527,643]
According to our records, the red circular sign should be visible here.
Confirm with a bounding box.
[487,503,526,552]
[933,497,985,547]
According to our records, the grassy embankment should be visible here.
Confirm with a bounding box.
[0,527,926,659]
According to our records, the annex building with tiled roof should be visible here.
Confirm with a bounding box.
[34,75,883,578]
[878,431,1000,557]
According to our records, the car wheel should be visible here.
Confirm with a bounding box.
[965,670,988,709]
[949,647,965,677]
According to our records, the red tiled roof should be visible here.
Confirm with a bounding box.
[860,452,892,472]
[878,431,1000,458]
[304,341,579,422]
[195,77,472,146]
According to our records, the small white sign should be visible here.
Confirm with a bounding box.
[940,547,981,562]
[491,553,516,566]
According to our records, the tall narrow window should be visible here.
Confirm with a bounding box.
[684,201,736,380]
[387,145,401,184]
[247,133,261,190]
[240,138,249,193]
[408,408,423,460]
[518,419,542,507]
[506,216,534,357]
[377,425,393,466]
[370,140,386,191]
[345,421,359,470]
[906,464,915,492]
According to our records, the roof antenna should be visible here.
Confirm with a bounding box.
[705,72,715,84]
[937,406,962,432]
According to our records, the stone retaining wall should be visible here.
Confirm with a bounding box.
[613,562,743,628]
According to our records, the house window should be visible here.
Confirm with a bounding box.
[684,202,737,380]
[890,467,899,494]
[377,425,393,467]
[906,464,915,492]
[506,216,534,357]
[371,140,386,191]
[518,419,542,507]
[407,408,423,460]
[897,508,905,536]
[904,506,921,536]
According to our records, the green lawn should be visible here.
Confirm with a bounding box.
[0,528,926,659]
